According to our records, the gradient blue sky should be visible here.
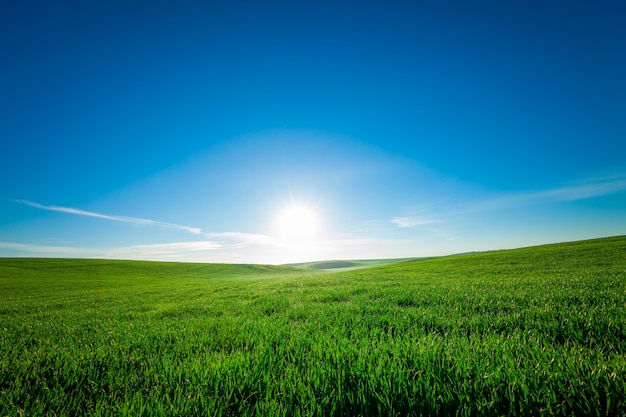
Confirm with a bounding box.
[1,0,625,264]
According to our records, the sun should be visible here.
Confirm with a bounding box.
[274,203,320,243]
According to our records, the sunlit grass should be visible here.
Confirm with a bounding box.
[1,236,625,416]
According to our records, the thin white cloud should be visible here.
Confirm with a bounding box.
[105,233,276,258]
[404,172,626,218]
[11,199,203,234]
[0,241,96,255]
[0,238,252,261]
[390,216,441,228]
[102,241,223,258]
[387,173,626,245]
[2,199,288,261]
[205,232,275,246]
[464,173,626,213]
[530,173,626,202]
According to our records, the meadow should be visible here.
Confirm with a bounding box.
[1,236,625,416]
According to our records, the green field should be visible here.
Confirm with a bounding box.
[1,236,625,416]
[285,257,429,271]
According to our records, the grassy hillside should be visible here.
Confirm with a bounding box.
[1,236,625,416]
[285,257,429,271]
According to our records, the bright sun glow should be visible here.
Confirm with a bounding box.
[274,203,320,244]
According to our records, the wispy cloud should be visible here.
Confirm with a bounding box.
[0,231,277,261]
[397,173,626,219]
[529,173,626,202]
[389,173,626,243]
[463,173,626,213]
[205,232,274,246]
[0,241,96,256]
[103,233,279,258]
[10,199,202,234]
[102,241,223,258]
[3,199,289,261]
[390,216,441,228]
[389,215,456,243]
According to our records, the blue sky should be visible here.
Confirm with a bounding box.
[1,0,625,263]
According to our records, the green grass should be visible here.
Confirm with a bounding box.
[1,236,625,416]
[285,257,432,271]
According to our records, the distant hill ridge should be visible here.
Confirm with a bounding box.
[0,235,623,274]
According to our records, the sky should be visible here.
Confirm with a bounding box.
[1,0,625,264]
